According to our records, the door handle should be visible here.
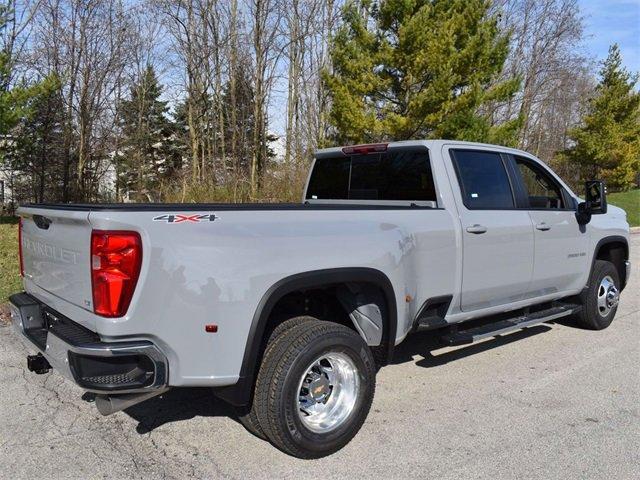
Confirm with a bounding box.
[466,224,488,234]
[536,222,551,231]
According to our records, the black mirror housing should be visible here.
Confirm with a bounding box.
[585,180,607,214]
[576,201,592,225]
[576,180,607,224]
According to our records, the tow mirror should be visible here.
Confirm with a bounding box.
[576,180,607,225]
[585,180,607,214]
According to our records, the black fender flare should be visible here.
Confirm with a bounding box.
[590,235,629,290]
[214,267,397,406]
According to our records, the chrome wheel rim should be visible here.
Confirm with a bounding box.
[296,351,360,433]
[597,275,619,317]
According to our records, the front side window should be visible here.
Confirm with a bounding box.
[452,150,515,209]
[515,156,564,209]
[306,150,435,202]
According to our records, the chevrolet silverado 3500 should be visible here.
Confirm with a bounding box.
[10,140,631,458]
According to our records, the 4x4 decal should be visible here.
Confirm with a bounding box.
[153,214,219,224]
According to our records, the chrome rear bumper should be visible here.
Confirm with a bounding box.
[10,292,168,394]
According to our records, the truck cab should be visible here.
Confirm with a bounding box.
[306,141,629,321]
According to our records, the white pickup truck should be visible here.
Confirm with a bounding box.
[10,140,631,458]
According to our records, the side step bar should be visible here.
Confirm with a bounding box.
[440,304,581,346]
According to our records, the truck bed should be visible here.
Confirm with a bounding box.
[22,202,433,211]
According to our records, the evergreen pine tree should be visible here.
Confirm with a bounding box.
[323,0,521,145]
[115,66,177,200]
[7,76,66,203]
[561,45,640,191]
[1,6,41,138]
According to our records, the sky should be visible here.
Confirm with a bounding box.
[579,0,640,73]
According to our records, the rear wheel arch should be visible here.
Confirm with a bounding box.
[215,268,397,406]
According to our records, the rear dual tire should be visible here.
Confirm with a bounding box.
[240,317,376,458]
[236,316,311,439]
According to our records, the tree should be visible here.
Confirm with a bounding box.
[0,52,22,136]
[115,65,177,200]
[0,1,11,133]
[1,2,59,207]
[282,0,337,166]
[0,2,25,136]
[221,63,257,178]
[5,76,66,203]
[30,0,134,202]
[561,45,640,191]
[324,0,521,145]
[492,0,591,163]
[248,0,283,196]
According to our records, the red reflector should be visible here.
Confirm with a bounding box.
[205,324,218,333]
[18,218,24,277]
[91,230,142,318]
[341,143,388,155]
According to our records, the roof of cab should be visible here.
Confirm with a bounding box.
[314,139,534,159]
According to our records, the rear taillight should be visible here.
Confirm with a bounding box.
[91,230,142,318]
[18,217,24,277]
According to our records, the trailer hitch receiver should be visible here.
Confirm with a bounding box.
[27,353,51,374]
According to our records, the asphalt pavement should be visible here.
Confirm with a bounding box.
[1,235,638,479]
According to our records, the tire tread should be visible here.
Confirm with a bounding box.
[236,316,314,438]
[575,259,620,330]
[255,319,375,458]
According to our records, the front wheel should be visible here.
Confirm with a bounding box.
[575,260,621,330]
[255,318,376,458]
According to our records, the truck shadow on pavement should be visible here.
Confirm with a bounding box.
[114,323,555,435]
[109,388,237,434]
[390,324,552,368]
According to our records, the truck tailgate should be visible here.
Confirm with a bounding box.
[20,208,93,311]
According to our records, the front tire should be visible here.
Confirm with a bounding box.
[255,318,376,458]
[576,260,621,330]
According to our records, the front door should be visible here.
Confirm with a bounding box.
[512,156,589,296]
[449,149,535,312]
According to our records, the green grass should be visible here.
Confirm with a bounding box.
[0,219,21,303]
[609,189,640,227]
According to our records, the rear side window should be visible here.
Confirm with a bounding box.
[452,150,515,209]
[306,150,435,201]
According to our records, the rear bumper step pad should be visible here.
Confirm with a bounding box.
[9,292,168,393]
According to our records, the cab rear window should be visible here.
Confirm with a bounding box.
[306,150,436,201]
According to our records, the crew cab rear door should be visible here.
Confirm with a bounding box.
[447,148,535,312]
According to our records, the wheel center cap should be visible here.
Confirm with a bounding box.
[309,376,330,401]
